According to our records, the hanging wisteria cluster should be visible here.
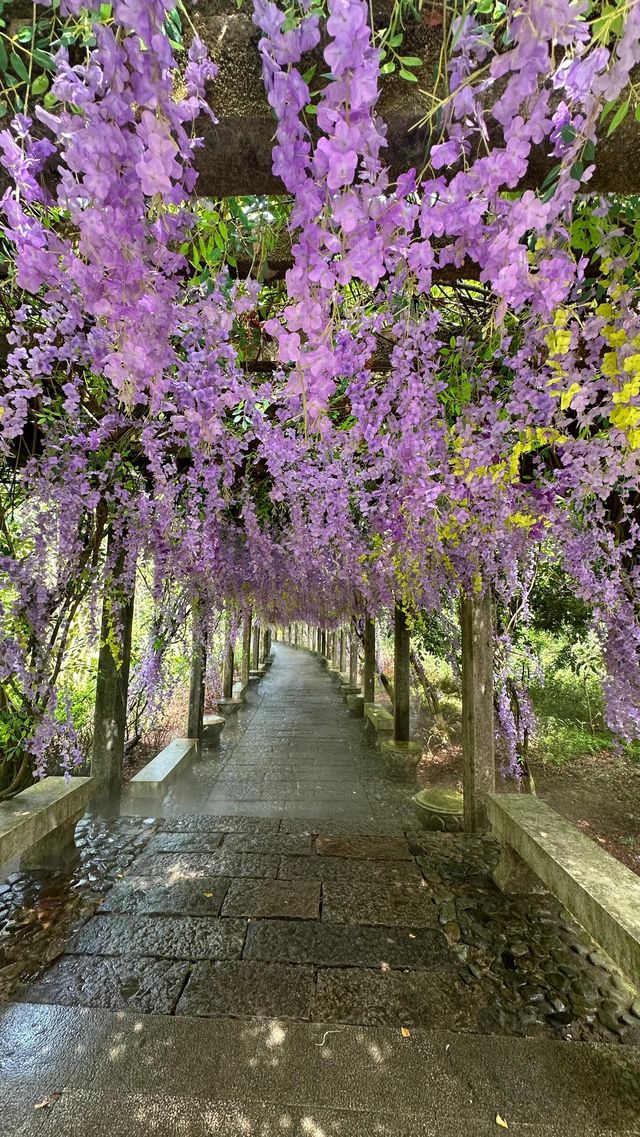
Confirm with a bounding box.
[0,0,639,787]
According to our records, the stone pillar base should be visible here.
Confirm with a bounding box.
[346,693,365,717]
[21,811,83,869]
[216,698,242,717]
[413,788,463,832]
[493,843,547,894]
[380,739,422,781]
[202,714,225,746]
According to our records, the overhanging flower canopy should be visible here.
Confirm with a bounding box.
[0,0,639,782]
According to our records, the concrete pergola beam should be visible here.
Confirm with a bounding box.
[191,2,639,198]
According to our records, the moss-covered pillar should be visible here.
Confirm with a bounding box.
[222,612,234,700]
[363,617,376,705]
[394,603,410,744]
[91,552,135,798]
[461,589,495,831]
[349,628,359,687]
[187,598,206,741]
[251,623,260,669]
[241,609,252,686]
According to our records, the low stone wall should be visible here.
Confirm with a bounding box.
[488,793,640,992]
[128,739,197,795]
[0,776,92,870]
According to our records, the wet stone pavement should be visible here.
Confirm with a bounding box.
[2,643,640,1046]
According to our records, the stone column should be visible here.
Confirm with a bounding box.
[91,551,135,799]
[363,617,376,705]
[339,628,346,673]
[266,628,272,657]
[241,609,252,686]
[393,603,410,743]
[258,626,268,663]
[461,589,495,831]
[320,629,327,657]
[187,599,206,741]
[349,629,359,687]
[252,623,261,669]
[222,620,234,700]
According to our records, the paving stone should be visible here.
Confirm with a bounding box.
[67,914,247,961]
[18,955,190,1014]
[177,961,314,1019]
[99,876,230,916]
[313,967,484,1028]
[278,855,421,883]
[144,831,225,854]
[160,816,280,835]
[243,919,451,969]
[222,879,321,919]
[321,881,438,927]
[281,818,406,837]
[315,835,413,860]
[221,832,313,856]
[132,851,279,879]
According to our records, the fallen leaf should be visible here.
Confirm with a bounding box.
[408,933,416,939]
[202,891,214,898]
[34,1092,62,1110]
[496,1114,509,1129]
[401,1027,411,1038]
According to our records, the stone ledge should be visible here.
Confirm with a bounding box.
[0,776,92,869]
[129,739,197,795]
[488,793,640,991]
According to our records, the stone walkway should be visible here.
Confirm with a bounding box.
[2,644,640,1134]
[120,642,412,823]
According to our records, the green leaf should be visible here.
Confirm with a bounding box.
[583,139,596,163]
[31,73,49,96]
[606,98,629,136]
[388,33,403,47]
[399,56,422,68]
[0,39,7,72]
[380,60,395,74]
[399,68,418,82]
[32,47,56,71]
[10,50,29,82]
[540,162,561,190]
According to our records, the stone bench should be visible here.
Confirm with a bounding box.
[487,793,640,990]
[364,702,393,736]
[128,739,197,795]
[0,776,92,869]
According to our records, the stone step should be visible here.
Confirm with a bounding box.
[2,1003,639,1135]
